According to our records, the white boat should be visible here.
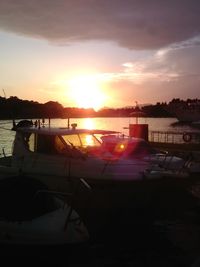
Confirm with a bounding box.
[0,175,89,245]
[167,101,200,123]
[0,119,190,189]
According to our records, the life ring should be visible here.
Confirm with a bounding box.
[183,133,192,143]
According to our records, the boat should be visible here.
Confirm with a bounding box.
[0,175,89,246]
[0,119,190,188]
[167,100,200,123]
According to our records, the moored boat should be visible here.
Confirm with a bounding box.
[167,100,200,123]
[0,119,189,188]
[0,175,89,246]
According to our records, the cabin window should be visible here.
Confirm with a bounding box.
[62,134,81,147]
[28,133,35,152]
[54,136,72,156]
[21,132,35,152]
[79,134,101,147]
[36,134,57,154]
[54,136,66,152]
[61,134,101,148]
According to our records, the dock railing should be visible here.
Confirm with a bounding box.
[149,131,200,145]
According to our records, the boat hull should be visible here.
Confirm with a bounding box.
[0,175,89,247]
[167,102,200,122]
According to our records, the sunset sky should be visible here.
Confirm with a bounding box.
[0,0,200,109]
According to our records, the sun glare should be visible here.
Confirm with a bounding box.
[83,118,94,129]
[68,75,106,110]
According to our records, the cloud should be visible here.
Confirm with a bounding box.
[121,37,200,82]
[154,40,200,77]
[0,0,200,49]
[100,39,200,104]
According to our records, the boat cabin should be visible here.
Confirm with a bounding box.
[10,121,146,183]
[12,121,119,159]
[12,120,155,161]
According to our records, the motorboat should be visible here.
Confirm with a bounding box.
[167,100,200,123]
[0,175,89,245]
[0,119,191,189]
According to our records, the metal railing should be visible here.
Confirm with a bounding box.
[149,131,200,144]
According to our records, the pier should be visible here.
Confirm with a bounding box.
[149,130,200,157]
[149,130,200,144]
[126,123,200,157]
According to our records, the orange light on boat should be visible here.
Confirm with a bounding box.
[114,143,127,153]
[119,144,125,150]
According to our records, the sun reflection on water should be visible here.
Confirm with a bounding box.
[83,118,95,129]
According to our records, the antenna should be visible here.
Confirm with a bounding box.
[2,88,6,98]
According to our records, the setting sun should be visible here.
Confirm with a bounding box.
[68,75,106,111]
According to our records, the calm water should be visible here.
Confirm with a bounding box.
[0,117,199,155]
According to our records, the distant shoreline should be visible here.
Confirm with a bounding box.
[0,114,174,120]
[0,96,173,120]
[2,96,198,120]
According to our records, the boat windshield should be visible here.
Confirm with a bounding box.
[61,133,102,148]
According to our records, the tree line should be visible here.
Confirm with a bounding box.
[0,96,198,119]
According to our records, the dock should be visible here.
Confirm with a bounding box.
[149,130,200,159]
[126,123,200,155]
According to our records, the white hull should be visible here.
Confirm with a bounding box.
[0,206,88,245]
[0,152,187,189]
[0,175,89,245]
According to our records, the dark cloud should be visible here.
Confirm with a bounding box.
[144,43,200,78]
[0,0,200,49]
